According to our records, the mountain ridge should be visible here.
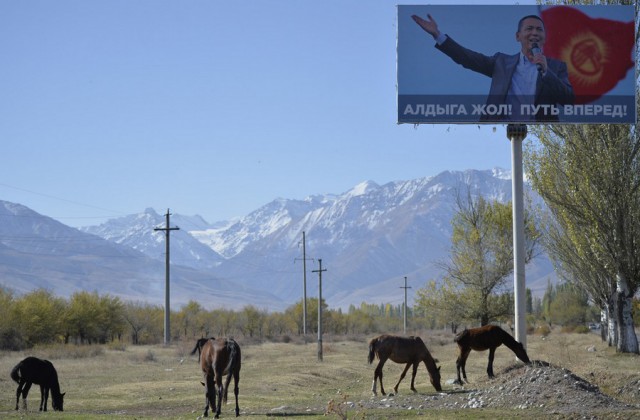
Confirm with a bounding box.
[1,168,555,312]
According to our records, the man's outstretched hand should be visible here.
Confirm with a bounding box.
[412,14,440,39]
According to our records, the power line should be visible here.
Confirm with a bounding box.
[0,182,128,217]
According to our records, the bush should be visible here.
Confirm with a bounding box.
[108,341,127,351]
[574,325,590,334]
[31,343,105,359]
[535,324,551,337]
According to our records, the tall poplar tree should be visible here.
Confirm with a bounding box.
[526,122,640,353]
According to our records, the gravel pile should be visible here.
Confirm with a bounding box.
[357,360,639,417]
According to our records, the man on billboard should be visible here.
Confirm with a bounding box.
[411,13,575,122]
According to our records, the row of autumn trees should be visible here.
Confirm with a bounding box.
[0,283,611,350]
[0,286,432,349]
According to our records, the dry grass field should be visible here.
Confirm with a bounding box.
[0,329,639,419]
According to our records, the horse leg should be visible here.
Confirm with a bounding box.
[42,385,52,411]
[455,349,471,384]
[15,379,25,410]
[215,377,223,419]
[223,371,240,417]
[233,372,240,417]
[40,385,46,411]
[372,357,387,396]
[409,362,419,393]
[455,354,463,385]
[223,373,231,404]
[487,347,496,378]
[21,382,32,411]
[203,375,214,417]
[393,362,412,394]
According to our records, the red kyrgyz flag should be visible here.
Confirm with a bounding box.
[541,6,635,104]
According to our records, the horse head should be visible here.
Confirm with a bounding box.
[430,365,443,392]
[52,392,65,411]
[516,342,531,364]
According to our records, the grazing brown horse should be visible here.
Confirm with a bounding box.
[368,335,442,395]
[454,324,531,385]
[11,356,65,411]
[191,338,241,418]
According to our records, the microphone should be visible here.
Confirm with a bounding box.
[531,43,543,74]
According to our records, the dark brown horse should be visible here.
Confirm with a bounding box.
[11,356,65,411]
[368,334,442,395]
[190,337,241,418]
[454,324,531,385]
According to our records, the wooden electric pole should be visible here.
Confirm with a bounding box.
[294,231,313,336]
[400,276,411,334]
[154,209,179,345]
[312,259,326,361]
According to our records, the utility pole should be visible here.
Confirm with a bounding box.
[400,276,411,334]
[507,124,527,353]
[294,231,313,336]
[312,259,326,361]
[154,209,179,345]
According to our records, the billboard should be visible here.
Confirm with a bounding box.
[397,5,636,124]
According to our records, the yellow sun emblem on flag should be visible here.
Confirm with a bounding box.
[558,31,610,89]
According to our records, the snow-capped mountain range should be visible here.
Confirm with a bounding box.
[1,168,555,311]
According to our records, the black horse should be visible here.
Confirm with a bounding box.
[11,356,65,411]
[454,325,531,384]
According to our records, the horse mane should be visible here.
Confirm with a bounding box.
[497,327,530,362]
[413,336,439,369]
[496,327,520,350]
[46,361,63,399]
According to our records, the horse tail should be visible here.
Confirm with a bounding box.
[367,337,378,364]
[226,339,241,373]
[224,339,241,403]
[454,329,468,343]
[10,361,22,383]
[189,340,201,356]
[190,337,213,362]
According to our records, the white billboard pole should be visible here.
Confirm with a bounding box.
[507,124,527,352]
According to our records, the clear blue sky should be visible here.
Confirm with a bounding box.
[1,0,545,228]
